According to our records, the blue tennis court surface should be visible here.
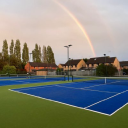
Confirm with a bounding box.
[0,76,66,86]
[0,79,59,86]
[11,80,128,116]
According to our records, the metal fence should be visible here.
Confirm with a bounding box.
[48,70,123,77]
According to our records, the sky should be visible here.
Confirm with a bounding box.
[0,0,128,64]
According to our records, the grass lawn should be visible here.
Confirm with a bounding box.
[0,81,128,128]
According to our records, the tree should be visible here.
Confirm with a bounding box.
[47,46,55,64]
[10,56,18,67]
[22,42,29,64]
[107,64,118,76]
[83,58,88,63]
[10,39,14,55]
[39,46,41,62]
[42,45,47,63]
[0,53,3,60]
[9,39,16,66]
[32,50,36,62]
[2,39,8,62]
[14,39,21,67]
[32,44,41,62]
[0,52,5,69]
[96,64,117,76]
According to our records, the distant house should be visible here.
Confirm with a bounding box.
[59,59,86,71]
[86,56,120,70]
[25,62,58,73]
[58,64,66,70]
[120,61,128,69]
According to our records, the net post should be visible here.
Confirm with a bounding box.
[72,75,73,82]
[64,75,65,81]
[105,77,106,84]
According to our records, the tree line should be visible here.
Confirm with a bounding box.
[0,39,55,71]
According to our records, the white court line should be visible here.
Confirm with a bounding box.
[9,88,128,116]
[9,89,85,110]
[13,85,54,91]
[55,85,118,94]
[9,82,128,116]
[86,102,128,117]
[82,81,121,89]
[85,90,128,109]
[85,108,110,116]
[56,81,121,92]
[110,103,128,116]
[8,88,112,116]
[11,83,118,94]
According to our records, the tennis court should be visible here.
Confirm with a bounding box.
[0,75,66,86]
[10,76,128,116]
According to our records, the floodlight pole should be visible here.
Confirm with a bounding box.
[104,54,107,77]
[69,58,71,76]
[64,45,72,81]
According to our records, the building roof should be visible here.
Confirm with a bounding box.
[65,59,82,66]
[59,64,66,66]
[29,62,57,67]
[86,56,116,64]
[120,61,128,67]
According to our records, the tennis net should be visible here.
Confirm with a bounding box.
[72,76,105,84]
[106,77,128,85]
[72,76,128,85]
[29,75,65,81]
[0,74,9,77]
[10,74,29,78]
[0,74,66,81]
[0,74,29,80]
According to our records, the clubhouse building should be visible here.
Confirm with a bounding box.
[25,62,57,73]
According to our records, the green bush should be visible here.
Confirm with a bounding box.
[123,69,128,75]
[0,70,4,74]
[2,65,16,74]
[96,64,118,76]
[56,68,61,75]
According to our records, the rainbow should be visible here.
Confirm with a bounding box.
[53,0,96,57]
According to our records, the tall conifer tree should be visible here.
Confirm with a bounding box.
[14,39,21,67]
[39,46,41,62]
[2,39,8,62]
[47,46,55,64]
[32,44,41,62]
[10,40,14,55]
[0,52,5,69]
[22,42,29,64]
[9,40,15,66]
[42,46,47,63]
